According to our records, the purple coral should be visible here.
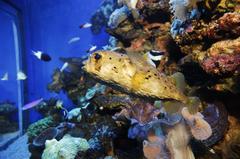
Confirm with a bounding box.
[201,53,240,74]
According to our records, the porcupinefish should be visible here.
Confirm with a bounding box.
[82,50,187,102]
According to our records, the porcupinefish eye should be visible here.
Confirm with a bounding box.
[94,53,102,60]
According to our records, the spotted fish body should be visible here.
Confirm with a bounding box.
[83,51,187,102]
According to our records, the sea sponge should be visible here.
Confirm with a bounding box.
[42,134,89,159]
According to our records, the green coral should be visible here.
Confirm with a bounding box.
[42,134,89,159]
[27,116,58,142]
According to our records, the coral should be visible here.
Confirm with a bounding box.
[174,12,240,47]
[47,69,65,92]
[169,0,201,37]
[78,83,106,109]
[201,0,239,15]
[41,134,89,159]
[35,98,60,116]
[114,99,182,140]
[32,127,59,148]
[212,116,240,159]
[108,6,130,29]
[48,57,97,104]
[27,116,58,142]
[143,135,170,159]
[201,102,229,147]
[114,98,160,125]
[107,23,143,42]
[34,99,68,121]
[166,122,195,159]
[85,84,106,100]
[138,0,171,14]
[193,37,240,75]
[90,0,118,34]
[181,107,212,140]
[74,114,119,158]
[67,108,82,122]
[92,94,132,110]
[169,0,189,21]
[127,123,150,139]
[32,122,76,148]
[46,0,240,158]
[143,117,196,159]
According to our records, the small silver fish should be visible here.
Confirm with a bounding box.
[32,50,52,62]
[17,71,27,80]
[79,22,92,29]
[146,50,165,68]
[60,62,69,72]
[68,37,80,44]
[1,72,8,81]
[87,45,97,53]
[22,98,43,110]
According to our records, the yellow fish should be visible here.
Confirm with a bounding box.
[83,50,187,102]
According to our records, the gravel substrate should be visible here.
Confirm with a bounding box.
[0,134,30,159]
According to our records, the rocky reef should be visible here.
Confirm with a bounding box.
[0,102,17,134]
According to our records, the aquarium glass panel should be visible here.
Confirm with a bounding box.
[0,1,23,151]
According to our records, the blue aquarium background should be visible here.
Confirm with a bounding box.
[0,0,108,125]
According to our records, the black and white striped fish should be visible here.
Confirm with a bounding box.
[145,50,165,68]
